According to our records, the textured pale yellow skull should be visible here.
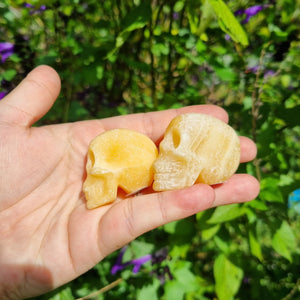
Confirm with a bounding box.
[83,129,158,209]
[153,113,240,191]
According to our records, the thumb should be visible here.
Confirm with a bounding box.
[0,65,61,127]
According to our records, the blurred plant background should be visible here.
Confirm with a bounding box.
[1,0,300,299]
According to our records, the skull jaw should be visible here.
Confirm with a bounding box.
[84,164,155,208]
[83,172,118,209]
[153,152,201,191]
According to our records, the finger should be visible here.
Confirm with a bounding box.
[212,174,260,207]
[99,184,215,255]
[99,173,259,255]
[0,65,61,127]
[240,136,257,162]
[98,105,229,143]
[69,174,259,274]
[85,107,256,162]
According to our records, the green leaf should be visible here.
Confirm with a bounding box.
[186,1,200,34]
[169,244,190,259]
[96,66,104,80]
[106,3,151,58]
[3,69,17,81]
[278,174,294,187]
[246,199,268,211]
[198,0,215,35]
[130,240,155,258]
[151,43,170,56]
[214,254,244,300]
[214,67,237,82]
[174,265,199,291]
[163,220,178,234]
[174,1,185,12]
[249,228,263,261]
[8,53,21,63]
[207,204,245,224]
[60,5,74,16]
[272,221,296,262]
[164,280,185,300]
[48,286,74,300]
[137,279,160,300]
[260,177,284,203]
[214,235,230,253]
[164,261,198,300]
[208,0,249,46]
[201,224,221,241]
[121,3,151,32]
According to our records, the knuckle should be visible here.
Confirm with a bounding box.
[122,197,136,239]
[157,192,168,224]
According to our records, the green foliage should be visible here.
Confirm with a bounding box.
[1,0,300,299]
[272,221,296,262]
[214,254,244,300]
[208,0,249,46]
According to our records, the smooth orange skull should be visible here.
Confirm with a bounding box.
[83,129,158,209]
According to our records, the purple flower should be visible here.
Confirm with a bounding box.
[24,3,47,14]
[38,5,47,12]
[225,34,232,41]
[111,246,169,276]
[235,9,245,16]
[0,42,14,63]
[173,12,180,20]
[243,276,251,284]
[264,69,276,78]
[24,3,34,8]
[131,255,152,273]
[111,246,152,274]
[111,246,129,274]
[246,65,275,78]
[247,66,260,73]
[235,5,269,24]
[0,91,7,100]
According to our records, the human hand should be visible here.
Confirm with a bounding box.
[0,65,260,299]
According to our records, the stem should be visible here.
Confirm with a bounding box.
[251,44,269,182]
[154,0,164,27]
[76,278,123,300]
[282,278,300,300]
[165,3,174,93]
[149,4,157,110]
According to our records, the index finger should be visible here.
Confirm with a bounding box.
[97,105,229,143]
[80,105,256,163]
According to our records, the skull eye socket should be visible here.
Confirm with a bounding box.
[172,129,181,149]
[88,149,95,168]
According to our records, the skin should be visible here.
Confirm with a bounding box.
[0,65,260,299]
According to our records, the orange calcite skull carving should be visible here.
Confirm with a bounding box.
[83,129,158,209]
[153,113,240,191]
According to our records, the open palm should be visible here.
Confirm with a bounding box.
[0,66,260,299]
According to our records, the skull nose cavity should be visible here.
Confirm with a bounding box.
[88,149,95,167]
[172,128,181,148]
